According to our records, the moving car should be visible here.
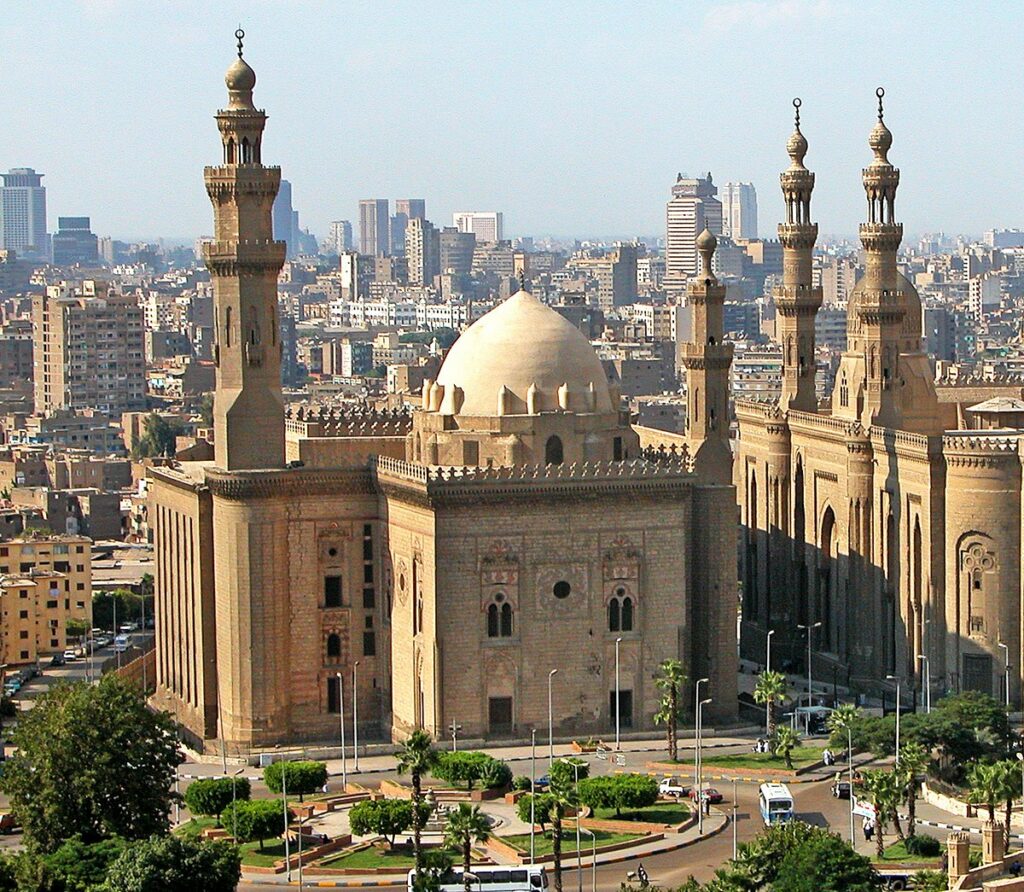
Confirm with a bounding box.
[48,654,65,667]
[659,778,690,798]
[62,649,79,662]
[690,786,723,804]
[831,780,852,799]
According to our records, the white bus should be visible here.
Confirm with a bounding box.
[758,782,794,825]
[113,634,130,653]
[407,865,547,892]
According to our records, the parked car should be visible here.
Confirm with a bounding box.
[533,775,550,789]
[690,786,723,804]
[0,813,19,834]
[62,649,78,662]
[659,778,690,798]
[831,780,852,799]
[48,654,65,667]
[119,623,137,633]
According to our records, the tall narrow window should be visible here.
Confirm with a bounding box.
[326,633,341,661]
[608,598,621,632]
[621,596,634,631]
[500,603,513,637]
[487,604,499,638]
[324,575,342,608]
[545,435,563,465]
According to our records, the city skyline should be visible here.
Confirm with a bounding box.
[5,1,1024,241]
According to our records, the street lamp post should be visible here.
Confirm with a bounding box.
[530,729,537,863]
[847,725,855,845]
[281,757,291,882]
[886,675,901,764]
[917,654,931,714]
[796,622,822,732]
[999,643,1011,713]
[614,637,622,751]
[231,766,245,842]
[579,826,596,892]
[693,677,709,808]
[697,697,712,835]
[548,669,558,766]
[765,629,776,737]
[335,672,347,790]
[352,661,360,772]
[731,778,737,859]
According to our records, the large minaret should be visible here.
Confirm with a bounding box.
[681,229,734,484]
[775,99,822,412]
[204,30,286,470]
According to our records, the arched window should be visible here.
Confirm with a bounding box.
[225,307,232,348]
[839,374,849,408]
[241,137,251,163]
[545,435,563,465]
[326,633,341,661]
[621,596,633,631]
[500,602,513,637]
[608,588,635,632]
[225,138,236,164]
[487,604,499,637]
[608,598,620,632]
[486,593,514,638]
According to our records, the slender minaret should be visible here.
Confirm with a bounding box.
[681,229,734,484]
[775,99,822,412]
[204,30,286,470]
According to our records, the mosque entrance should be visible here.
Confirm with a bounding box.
[488,697,513,736]
[962,654,993,695]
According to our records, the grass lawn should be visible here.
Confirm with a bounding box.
[591,802,690,824]
[240,839,289,867]
[173,816,218,839]
[700,746,824,771]
[502,829,642,857]
[876,840,943,864]
[320,845,466,869]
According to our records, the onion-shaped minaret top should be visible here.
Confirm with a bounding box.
[786,98,808,170]
[224,28,257,110]
[867,86,893,166]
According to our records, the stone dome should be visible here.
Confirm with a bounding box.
[868,120,892,165]
[433,289,614,417]
[225,57,256,93]
[846,272,922,337]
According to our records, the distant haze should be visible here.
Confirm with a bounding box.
[5,1,1020,241]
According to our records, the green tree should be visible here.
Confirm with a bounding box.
[433,752,492,790]
[609,774,659,817]
[198,392,214,427]
[575,777,615,814]
[396,730,439,881]
[654,659,688,762]
[183,777,251,817]
[66,617,90,645]
[897,741,929,838]
[92,589,144,632]
[826,703,861,752]
[0,676,182,852]
[968,761,1002,823]
[545,759,588,892]
[132,414,182,459]
[349,799,415,845]
[909,870,949,891]
[772,725,801,769]
[18,836,127,891]
[104,835,241,892]
[753,670,787,739]
[515,792,556,832]
[771,826,880,892]
[443,803,492,892]
[860,769,904,859]
[219,799,289,852]
[478,758,512,790]
[263,760,328,802]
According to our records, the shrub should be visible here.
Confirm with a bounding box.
[611,774,659,813]
[263,760,328,801]
[104,836,241,892]
[220,799,289,851]
[433,751,494,790]
[184,776,252,817]
[905,835,941,857]
[515,792,556,831]
[577,776,616,811]
[349,799,415,844]
[479,758,512,790]
[512,776,532,792]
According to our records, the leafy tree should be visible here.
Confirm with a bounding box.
[104,835,241,892]
[996,759,1021,846]
[18,836,127,891]
[596,774,659,817]
[772,725,801,769]
[263,760,328,802]
[396,730,439,880]
[968,761,1002,823]
[443,803,492,892]
[515,792,557,832]
[219,799,289,852]
[897,742,929,838]
[183,777,251,817]
[199,392,214,427]
[433,752,491,790]
[411,849,453,892]
[826,703,861,753]
[0,676,182,852]
[654,659,688,761]
[479,758,512,790]
[576,777,615,813]
[66,617,90,644]
[512,776,531,792]
[132,414,182,459]
[753,670,787,739]
[349,799,415,845]
[92,589,144,632]
[909,870,949,891]
[771,826,880,892]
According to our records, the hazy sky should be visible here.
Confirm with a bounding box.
[4,1,1022,242]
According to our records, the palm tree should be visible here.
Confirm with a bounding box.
[546,761,584,892]
[772,725,801,769]
[968,762,1002,824]
[753,670,787,738]
[443,803,492,892]
[897,742,929,839]
[994,760,1020,847]
[654,659,688,761]
[396,729,439,879]
[860,768,904,859]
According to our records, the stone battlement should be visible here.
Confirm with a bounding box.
[285,405,412,438]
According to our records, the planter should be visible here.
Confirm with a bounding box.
[571,740,606,754]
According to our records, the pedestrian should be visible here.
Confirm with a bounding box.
[863,816,873,841]
[1011,860,1022,878]
[637,863,649,888]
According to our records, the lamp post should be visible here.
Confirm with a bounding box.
[281,756,291,883]
[352,661,360,772]
[614,637,622,751]
[570,760,583,892]
[231,766,245,842]
[765,629,776,737]
[548,669,558,766]
[335,672,347,790]
[731,778,738,859]
[530,729,537,863]
[847,724,855,845]
[693,677,708,804]
[999,643,1011,713]
[449,720,462,752]
[697,697,712,835]
[579,826,596,892]
[886,675,901,764]
[796,622,821,732]
[917,654,931,714]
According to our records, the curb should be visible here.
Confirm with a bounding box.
[900,814,1024,842]
[622,768,834,786]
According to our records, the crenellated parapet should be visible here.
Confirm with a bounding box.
[943,432,1022,469]
[285,405,412,438]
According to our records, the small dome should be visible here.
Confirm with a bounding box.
[787,129,808,167]
[868,120,892,164]
[696,228,717,253]
[225,57,256,93]
[433,289,613,417]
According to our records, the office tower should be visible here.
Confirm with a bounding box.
[359,199,390,256]
[0,168,47,259]
[391,199,425,255]
[453,211,503,243]
[721,182,758,239]
[572,245,639,312]
[439,227,476,276]
[272,179,295,258]
[664,173,722,291]
[405,217,440,286]
[51,217,99,266]
[32,282,146,414]
[327,220,353,254]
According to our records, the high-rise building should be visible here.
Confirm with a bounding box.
[571,245,639,312]
[453,211,503,243]
[359,199,390,256]
[272,179,295,258]
[327,220,353,254]
[721,182,758,239]
[405,217,440,286]
[0,168,47,260]
[665,173,722,291]
[439,227,476,276]
[32,281,146,415]
[51,217,99,266]
[391,199,425,255]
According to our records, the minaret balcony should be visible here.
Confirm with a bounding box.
[203,239,286,276]
[778,223,818,249]
[859,222,902,252]
[774,284,823,313]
